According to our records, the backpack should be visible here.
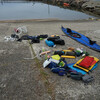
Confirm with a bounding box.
[54,51,65,56]
[70,72,83,80]
[54,39,65,45]
[37,34,48,38]
[47,37,65,45]
[82,74,94,83]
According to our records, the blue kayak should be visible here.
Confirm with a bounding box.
[61,26,100,52]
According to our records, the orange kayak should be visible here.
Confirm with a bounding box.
[63,3,70,7]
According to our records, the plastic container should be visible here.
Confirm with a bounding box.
[14,26,27,35]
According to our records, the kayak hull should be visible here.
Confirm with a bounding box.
[61,26,100,52]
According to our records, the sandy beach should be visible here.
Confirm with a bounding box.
[0,19,100,100]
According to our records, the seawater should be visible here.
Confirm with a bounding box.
[0,1,98,20]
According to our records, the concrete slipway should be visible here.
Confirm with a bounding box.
[0,19,100,100]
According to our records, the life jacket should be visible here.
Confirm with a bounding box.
[74,56,99,72]
[51,55,61,61]
[78,56,94,69]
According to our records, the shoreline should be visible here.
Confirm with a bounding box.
[0,18,100,23]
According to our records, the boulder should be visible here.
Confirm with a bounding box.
[94,8,100,15]
[82,1,100,14]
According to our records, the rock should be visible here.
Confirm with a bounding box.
[94,8,100,15]
[82,1,100,15]
[82,1,100,9]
